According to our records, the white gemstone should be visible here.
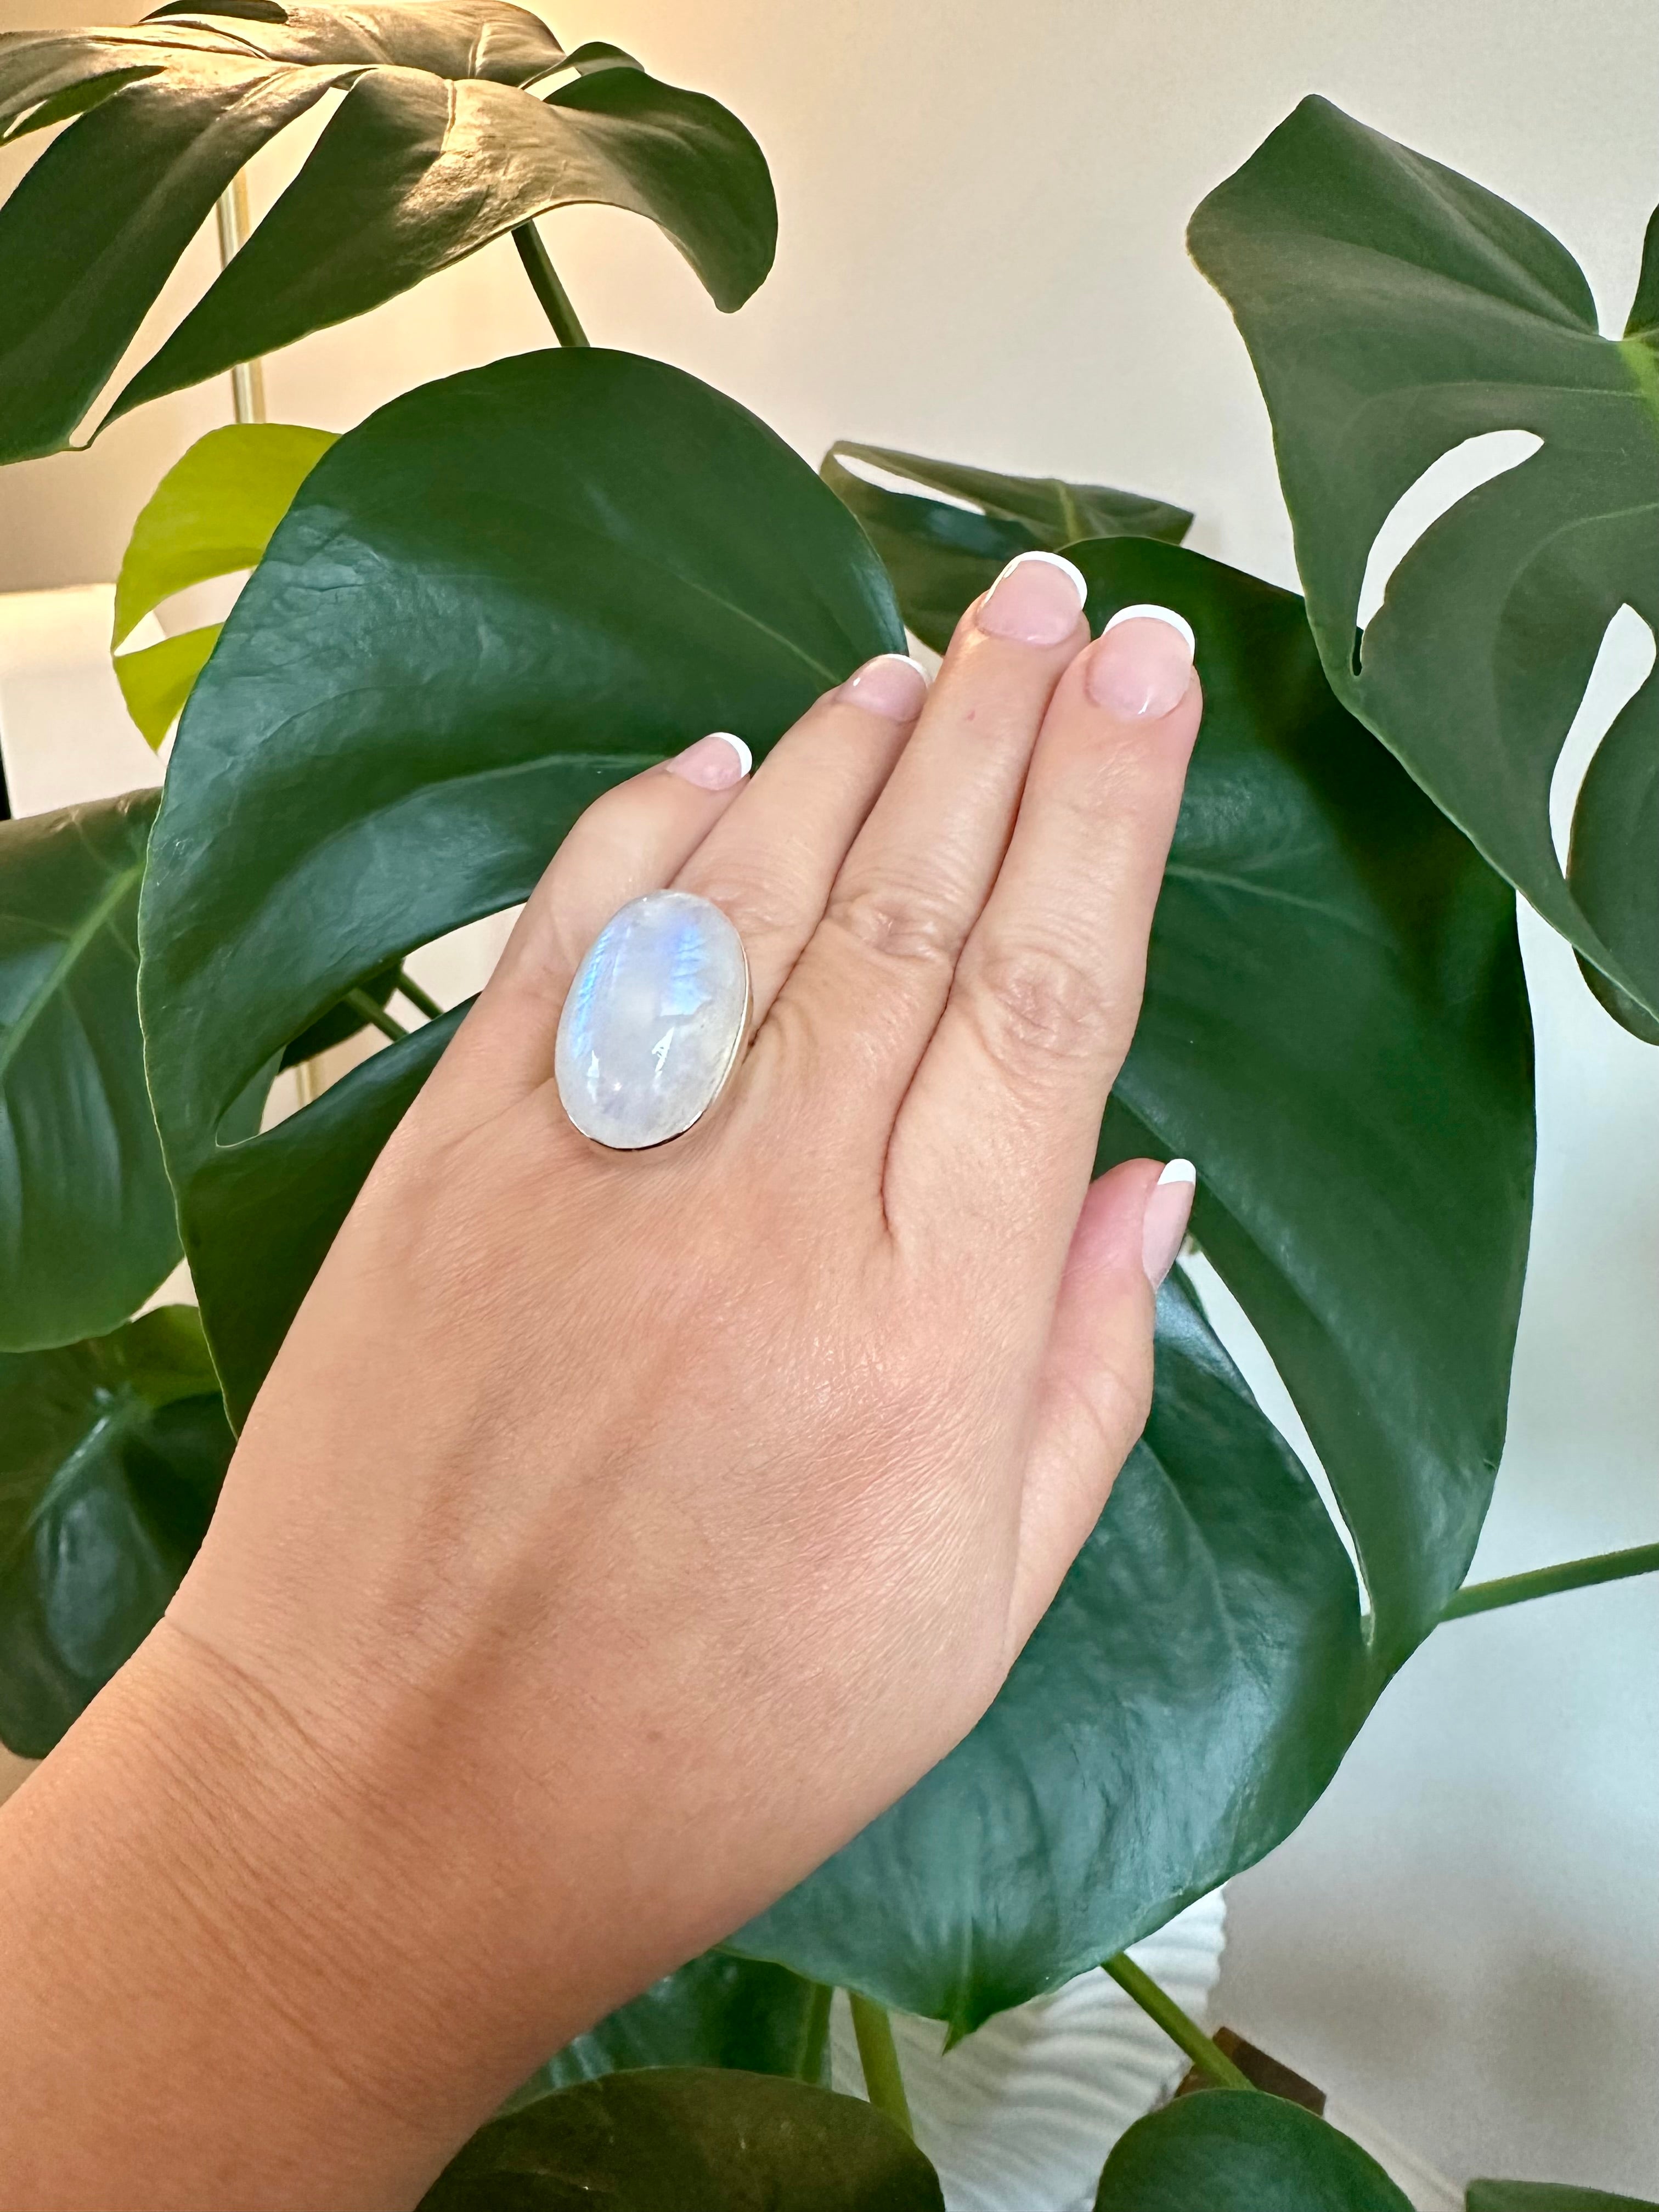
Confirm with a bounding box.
[555,891,749,1149]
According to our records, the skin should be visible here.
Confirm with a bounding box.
[0,559,1201,2209]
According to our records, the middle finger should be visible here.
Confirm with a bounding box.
[769,552,1091,1137]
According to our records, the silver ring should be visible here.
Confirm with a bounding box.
[555,891,751,1150]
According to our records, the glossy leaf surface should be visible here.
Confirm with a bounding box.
[0,1306,231,1755]
[821,442,1190,651]
[421,2069,944,2211]
[0,1,776,458]
[0,791,178,1350]
[112,421,337,744]
[509,1953,829,2110]
[1094,2091,1413,2211]
[137,347,902,1421]
[1189,95,1659,1039]
[734,1276,1368,2034]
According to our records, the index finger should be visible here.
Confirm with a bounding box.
[883,608,1200,1293]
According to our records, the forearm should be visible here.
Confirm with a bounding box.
[0,1626,587,2210]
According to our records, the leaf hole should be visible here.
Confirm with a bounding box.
[1353,430,1543,673]
[1546,602,1656,870]
[1180,1249,1368,1612]
[258,907,522,1133]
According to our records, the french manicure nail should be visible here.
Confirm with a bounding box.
[978,550,1089,646]
[1142,1158,1196,1288]
[1085,604,1196,719]
[666,731,752,789]
[837,652,930,720]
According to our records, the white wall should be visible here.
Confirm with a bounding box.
[2,0,1655,2191]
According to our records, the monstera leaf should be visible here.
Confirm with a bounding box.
[509,1953,830,2110]
[1094,2092,1413,2212]
[1189,94,1659,1040]
[137,352,1531,2032]
[420,2069,945,2211]
[0,791,178,1351]
[112,421,337,744]
[821,443,1191,651]
[0,1307,232,1757]
[0,0,776,459]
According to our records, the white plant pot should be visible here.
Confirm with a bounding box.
[831,1889,1226,2212]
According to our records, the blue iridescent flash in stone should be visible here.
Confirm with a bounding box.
[555,891,749,1148]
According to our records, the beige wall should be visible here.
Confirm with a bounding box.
[2,0,1656,2193]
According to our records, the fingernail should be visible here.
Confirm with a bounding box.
[1085,605,1196,719]
[666,731,752,789]
[838,652,930,720]
[978,550,1088,646]
[1142,1158,1196,1288]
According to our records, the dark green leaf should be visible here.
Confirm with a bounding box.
[733,1274,1369,2033]
[509,1953,830,2111]
[111,55,777,421]
[0,791,178,1351]
[822,441,1190,652]
[112,421,338,745]
[1077,539,1533,1664]
[420,2068,944,2211]
[0,1307,230,1756]
[1093,2091,1414,2211]
[1468,2186,1659,2210]
[0,2,776,459]
[137,346,903,1425]
[138,367,1531,2033]
[1188,94,1659,1039]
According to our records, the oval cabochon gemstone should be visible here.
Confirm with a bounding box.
[555,891,750,1148]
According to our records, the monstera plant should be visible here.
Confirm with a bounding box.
[1,7,1655,2202]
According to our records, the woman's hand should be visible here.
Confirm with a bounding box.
[0,552,1200,2209]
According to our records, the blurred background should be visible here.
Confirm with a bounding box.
[1,0,1655,2195]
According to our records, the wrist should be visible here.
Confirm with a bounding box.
[0,1622,572,2207]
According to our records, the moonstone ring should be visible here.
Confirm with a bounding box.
[555,890,751,1149]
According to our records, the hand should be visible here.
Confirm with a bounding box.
[0,552,1200,2208]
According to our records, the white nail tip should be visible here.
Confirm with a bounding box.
[994,549,1090,607]
[706,731,753,776]
[1157,1158,1198,1187]
[1103,604,1196,655]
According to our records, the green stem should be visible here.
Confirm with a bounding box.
[849,1992,913,2136]
[797,1982,834,2086]
[345,986,408,1044]
[1102,1954,1254,2092]
[393,967,443,1023]
[1440,1541,1659,1621]
[512,222,590,347]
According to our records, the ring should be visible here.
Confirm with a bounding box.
[555,891,751,1149]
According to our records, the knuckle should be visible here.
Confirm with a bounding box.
[823,877,963,970]
[960,935,1125,1073]
[685,868,800,950]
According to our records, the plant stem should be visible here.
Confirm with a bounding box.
[797,1982,834,2085]
[393,967,443,1023]
[213,173,267,425]
[513,222,590,347]
[849,1992,913,2136]
[345,986,408,1044]
[1440,1541,1659,1620]
[1102,1954,1254,2091]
